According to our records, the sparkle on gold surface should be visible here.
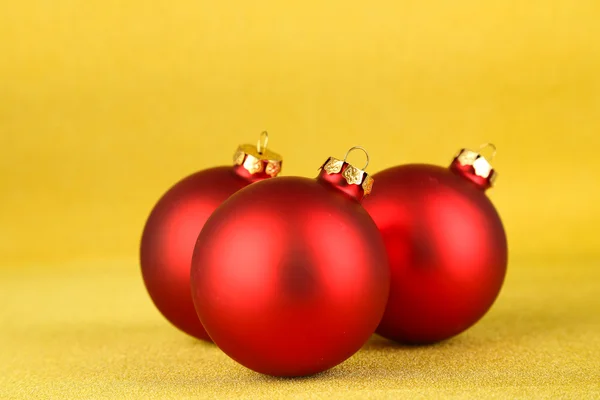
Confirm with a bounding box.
[457,149,479,166]
[1,259,598,399]
[362,176,374,196]
[323,158,344,174]
[243,155,264,174]
[342,165,364,185]
[457,149,494,180]
[234,144,282,176]
[473,157,492,178]
[265,161,281,177]
[323,157,372,193]
[233,150,245,166]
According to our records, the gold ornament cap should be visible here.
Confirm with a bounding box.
[317,146,374,202]
[449,143,498,190]
[233,131,283,179]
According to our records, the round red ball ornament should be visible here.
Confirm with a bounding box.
[362,144,508,344]
[191,147,390,377]
[140,132,282,341]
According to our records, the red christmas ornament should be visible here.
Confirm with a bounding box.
[140,132,282,341]
[363,144,508,344]
[191,147,390,377]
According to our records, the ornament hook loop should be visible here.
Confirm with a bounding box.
[479,143,497,161]
[257,131,269,155]
[343,146,370,170]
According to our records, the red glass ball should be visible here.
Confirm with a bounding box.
[140,166,269,341]
[191,175,390,376]
[363,164,508,344]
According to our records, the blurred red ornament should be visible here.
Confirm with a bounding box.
[363,144,508,344]
[191,147,390,376]
[140,132,282,341]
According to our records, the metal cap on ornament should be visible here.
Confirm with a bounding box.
[449,143,498,191]
[317,146,374,203]
[233,131,283,181]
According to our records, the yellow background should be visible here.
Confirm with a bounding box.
[2,0,599,263]
[1,1,599,398]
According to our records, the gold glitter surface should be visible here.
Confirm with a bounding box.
[1,259,599,399]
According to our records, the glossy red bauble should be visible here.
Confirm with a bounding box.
[140,140,282,341]
[363,148,508,344]
[191,154,390,376]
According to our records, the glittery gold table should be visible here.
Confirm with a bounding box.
[2,258,598,399]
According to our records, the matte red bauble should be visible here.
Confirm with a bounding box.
[191,147,390,376]
[140,133,282,341]
[363,144,508,344]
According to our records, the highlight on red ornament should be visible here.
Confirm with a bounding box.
[362,143,508,345]
[191,146,390,377]
[139,132,282,341]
